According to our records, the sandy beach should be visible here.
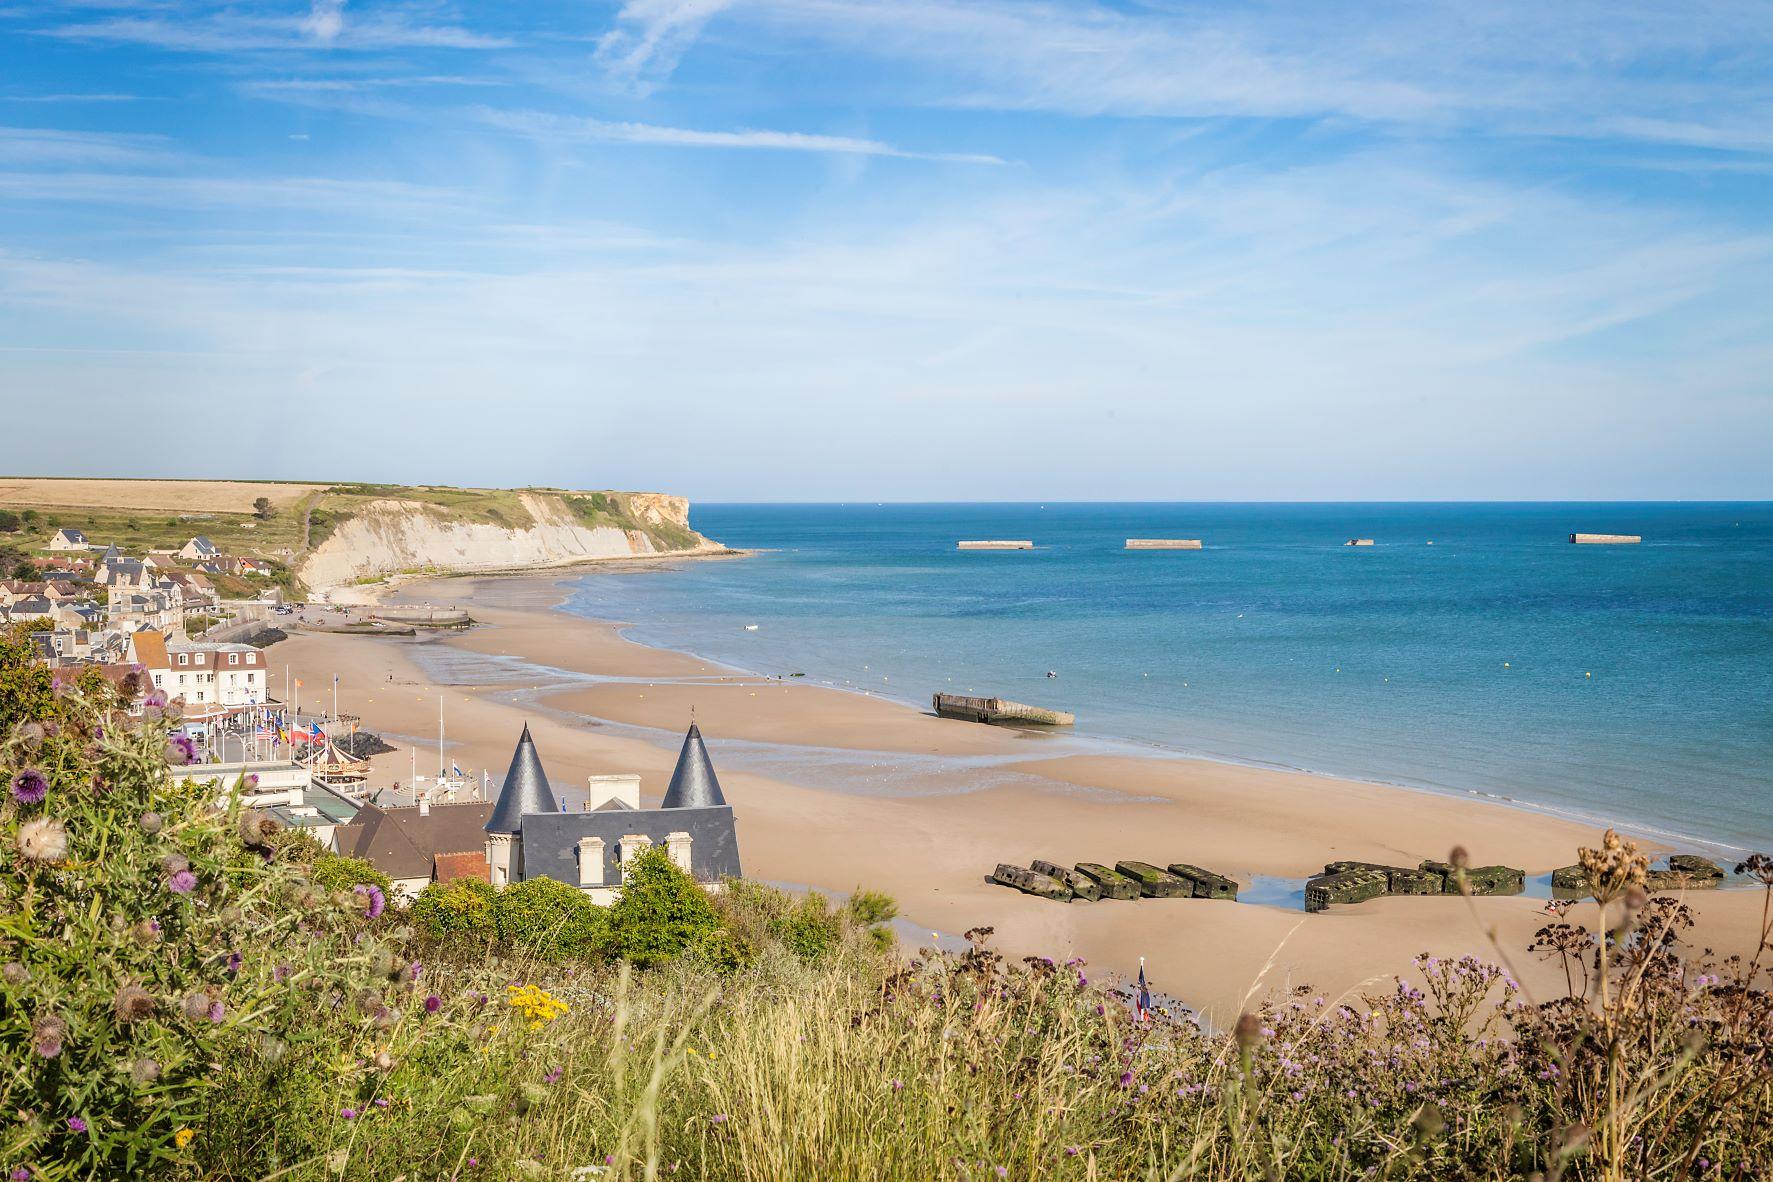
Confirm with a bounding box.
[272,572,1772,1024]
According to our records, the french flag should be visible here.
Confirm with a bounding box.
[1134,959,1151,1023]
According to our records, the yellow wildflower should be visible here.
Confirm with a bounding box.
[174,1128,195,1149]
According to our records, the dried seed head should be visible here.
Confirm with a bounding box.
[112,984,157,1024]
[130,919,162,947]
[1412,1105,1446,1139]
[1448,846,1470,871]
[181,992,212,1022]
[236,809,280,849]
[372,1050,395,1072]
[138,811,164,835]
[1233,1012,1263,1050]
[160,852,189,876]
[16,816,69,864]
[31,1014,67,1059]
[2,961,28,986]
[130,1057,162,1085]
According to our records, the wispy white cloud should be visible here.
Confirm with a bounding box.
[300,0,346,45]
[0,126,174,168]
[40,3,512,53]
[1,93,142,104]
[475,107,1004,163]
[596,0,740,94]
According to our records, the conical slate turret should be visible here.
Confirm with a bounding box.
[661,723,726,809]
[485,723,559,832]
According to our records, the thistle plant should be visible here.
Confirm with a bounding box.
[0,682,401,1178]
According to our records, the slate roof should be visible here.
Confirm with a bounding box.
[662,723,727,809]
[518,805,741,888]
[485,722,559,833]
[335,801,493,881]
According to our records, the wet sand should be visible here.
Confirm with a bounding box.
[271,574,1772,1025]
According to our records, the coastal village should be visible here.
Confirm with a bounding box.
[2,505,744,901]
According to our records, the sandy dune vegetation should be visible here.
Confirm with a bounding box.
[0,477,323,514]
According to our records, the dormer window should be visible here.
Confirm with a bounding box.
[177,653,188,665]
[228,653,238,666]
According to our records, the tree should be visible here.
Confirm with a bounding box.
[492,877,606,959]
[0,624,55,732]
[311,854,393,894]
[20,509,39,524]
[0,509,19,533]
[252,496,274,521]
[410,879,498,944]
[603,847,721,967]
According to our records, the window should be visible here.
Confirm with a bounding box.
[229,653,238,666]
[177,653,188,665]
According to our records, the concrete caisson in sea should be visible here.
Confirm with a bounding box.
[1344,538,1375,547]
[1125,538,1203,550]
[1570,533,1641,545]
[932,693,1075,727]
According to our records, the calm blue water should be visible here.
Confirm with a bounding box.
[558,504,1773,854]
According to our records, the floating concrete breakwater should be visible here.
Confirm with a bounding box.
[958,540,1033,550]
[1550,854,1724,897]
[989,858,1239,903]
[1125,538,1203,550]
[1570,533,1641,544]
[1304,859,1526,912]
[1344,538,1375,547]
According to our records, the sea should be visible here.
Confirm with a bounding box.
[554,503,1773,856]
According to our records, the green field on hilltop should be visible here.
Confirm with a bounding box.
[0,479,704,597]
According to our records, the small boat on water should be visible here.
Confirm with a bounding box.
[743,624,760,631]
[933,693,1074,727]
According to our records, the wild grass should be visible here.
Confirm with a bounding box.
[193,869,1773,1182]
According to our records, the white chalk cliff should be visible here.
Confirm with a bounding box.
[296,492,721,591]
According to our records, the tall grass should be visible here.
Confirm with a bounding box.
[197,864,1773,1182]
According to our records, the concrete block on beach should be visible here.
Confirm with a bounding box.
[1113,861,1194,899]
[1305,869,1388,912]
[1419,861,1523,896]
[958,540,1033,550]
[1126,538,1203,550]
[1031,859,1101,901]
[1666,854,1724,881]
[1167,863,1239,900]
[1387,868,1444,895]
[1570,533,1641,544]
[1551,864,1589,891]
[991,864,1072,902]
[1074,863,1142,900]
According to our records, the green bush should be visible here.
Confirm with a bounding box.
[311,853,392,895]
[0,679,397,1178]
[410,878,498,945]
[603,847,722,967]
[770,893,844,962]
[492,876,606,959]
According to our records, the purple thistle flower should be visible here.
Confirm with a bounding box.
[12,1168,30,1180]
[227,952,243,974]
[66,1118,86,1134]
[353,883,386,920]
[165,735,195,766]
[424,994,442,1014]
[340,1107,357,1120]
[207,1001,226,1024]
[143,689,168,709]
[168,870,197,894]
[709,1114,728,1124]
[10,769,47,806]
[1118,1071,1134,1088]
[407,960,423,982]
[543,1066,563,1084]
[374,1098,389,1109]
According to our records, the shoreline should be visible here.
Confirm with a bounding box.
[512,570,1756,863]
[270,569,1770,1022]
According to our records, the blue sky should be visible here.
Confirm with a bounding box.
[1,0,1769,500]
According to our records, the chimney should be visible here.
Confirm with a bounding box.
[418,791,430,817]
[586,773,639,812]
